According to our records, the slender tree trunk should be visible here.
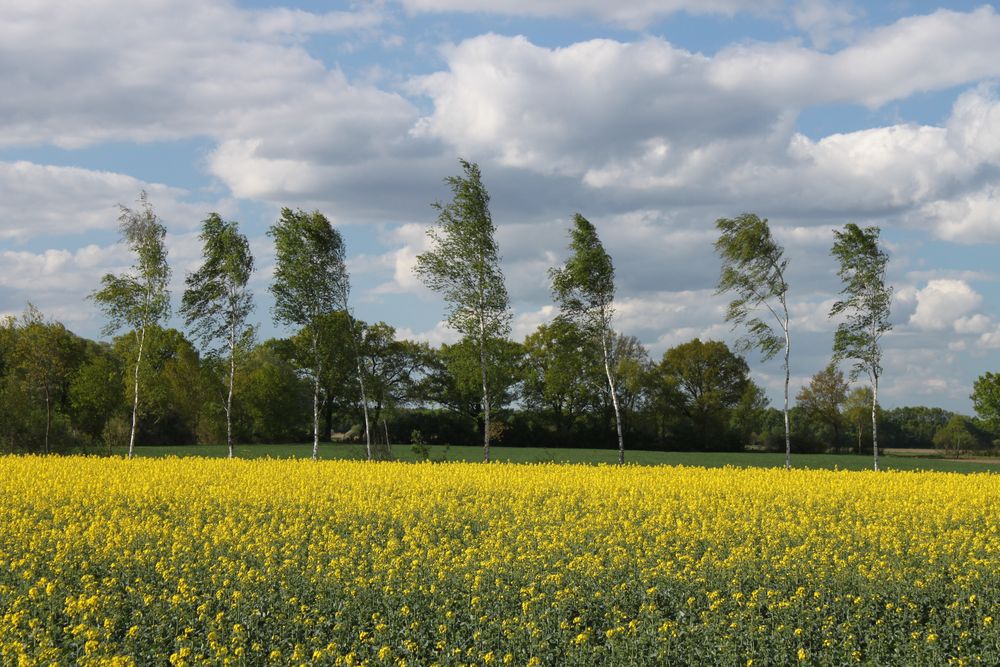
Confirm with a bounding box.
[312,332,321,461]
[226,324,236,458]
[383,419,390,448]
[783,308,791,470]
[872,373,880,471]
[342,309,372,460]
[312,374,320,461]
[128,326,145,460]
[601,333,624,465]
[44,389,51,455]
[478,310,491,463]
[356,363,372,461]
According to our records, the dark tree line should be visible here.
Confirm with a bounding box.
[2,310,993,456]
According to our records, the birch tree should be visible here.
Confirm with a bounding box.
[830,223,892,471]
[268,208,350,460]
[91,191,171,459]
[549,213,625,464]
[714,213,792,468]
[180,213,255,458]
[415,159,511,462]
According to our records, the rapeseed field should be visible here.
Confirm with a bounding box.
[0,456,996,665]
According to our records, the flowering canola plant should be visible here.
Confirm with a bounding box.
[0,456,996,666]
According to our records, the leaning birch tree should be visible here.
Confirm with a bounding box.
[180,213,255,458]
[91,191,171,459]
[829,223,892,471]
[549,213,625,464]
[268,208,349,460]
[714,213,792,468]
[415,159,511,462]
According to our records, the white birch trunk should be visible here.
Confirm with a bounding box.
[127,326,145,460]
[783,308,791,470]
[872,373,880,472]
[44,390,51,455]
[601,333,625,465]
[480,311,491,463]
[356,361,372,461]
[312,333,320,461]
[226,322,236,459]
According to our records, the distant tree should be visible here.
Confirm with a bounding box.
[91,191,171,458]
[416,159,511,462]
[13,304,73,454]
[657,338,755,450]
[932,415,981,456]
[550,214,625,463]
[714,213,792,468]
[69,349,124,448]
[609,333,652,445]
[971,371,1000,434]
[237,341,311,443]
[359,322,426,447]
[830,223,892,471]
[522,320,601,441]
[843,387,873,455]
[268,208,349,460]
[796,363,849,452]
[181,213,255,458]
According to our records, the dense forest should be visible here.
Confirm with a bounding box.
[3,167,999,460]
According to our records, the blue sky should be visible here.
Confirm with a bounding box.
[2,0,1000,411]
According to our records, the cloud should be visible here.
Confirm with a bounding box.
[791,0,858,50]
[0,0,390,149]
[908,280,982,331]
[410,23,1000,227]
[396,0,776,29]
[709,7,1000,108]
[0,161,228,242]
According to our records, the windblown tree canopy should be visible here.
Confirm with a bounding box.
[90,191,171,459]
[268,208,350,460]
[415,159,511,462]
[181,213,255,459]
[830,223,892,471]
[550,213,625,464]
[714,213,792,468]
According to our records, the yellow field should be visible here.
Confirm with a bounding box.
[0,457,996,666]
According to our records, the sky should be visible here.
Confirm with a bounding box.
[2,0,1000,412]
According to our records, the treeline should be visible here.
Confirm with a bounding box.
[3,160,999,462]
[1,306,994,456]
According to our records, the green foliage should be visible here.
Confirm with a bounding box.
[843,387,874,454]
[268,208,347,331]
[830,223,892,382]
[415,160,511,343]
[410,429,429,461]
[91,191,171,337]
[655,339,761,450]
[522,320,603,438]
[550,213,626,460]
[415,159,511,457]
[268,208,350,456]
[69,348,124,440]
[180,212,255,358]
[550,213,615,340]
[970,371,1000,433]
[932,415,984,455]
[796,363,849,451]
[714,213,789,361]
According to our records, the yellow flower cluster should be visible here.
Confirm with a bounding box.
[0,456,996,665]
